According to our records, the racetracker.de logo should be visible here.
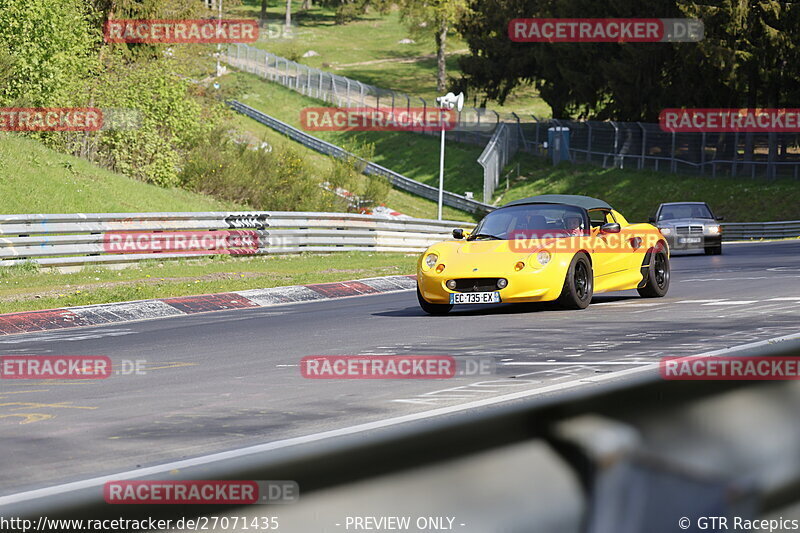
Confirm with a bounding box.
[660,108,800,132]
[1,356,112,379]
[104,19,259,44]
[0,108,103,132]
[509,18,704,43]
[661,356,800,380]
[104,480,298,505]
[301,356,457,379]
[102,230,259,255]
[507,228,664,254]
[300,107,458,132]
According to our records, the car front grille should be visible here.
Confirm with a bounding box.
[676,225,703,234]
[452,278,500,293]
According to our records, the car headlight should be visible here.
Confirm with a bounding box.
[660,227,672,236]
[536,250,551,265]
[425,253,438,269]
[707,225,721,235]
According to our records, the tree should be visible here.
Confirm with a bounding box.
[261,0,268,21]
[285,0,291,30]
[455,0,800,124]
[397,0,467,92]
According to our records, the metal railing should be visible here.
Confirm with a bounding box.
[520,117,800,180]
[228,101,494,215]
[221,43,496,147]
[0,211,795,268]
[0,212,476,268]
[722,220,800,240]
[222,43,800,209]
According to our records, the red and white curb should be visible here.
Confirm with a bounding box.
[0,275,417,336]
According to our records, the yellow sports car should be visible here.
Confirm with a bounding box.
[417,194,670,314]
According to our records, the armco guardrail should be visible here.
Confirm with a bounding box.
[228,100,494,215]
[5,334,800,531]
[0,212,476,267]
[721,220,800,240]
[0,211,794,268]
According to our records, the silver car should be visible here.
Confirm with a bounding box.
[650,202,723,255]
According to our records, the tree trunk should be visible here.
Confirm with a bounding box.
[743,69,757,175]
[767,85,778,179]
[435,17,447,92]
[261,0,267,21]
[285,0,291,30]
[301,0,311,10]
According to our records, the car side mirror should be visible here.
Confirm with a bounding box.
[648,216,656,224]
[452,228,464,239]
[716,216,725,221]
[600,222,621,234]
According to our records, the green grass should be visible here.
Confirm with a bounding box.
[0,134,244,213]
[494,156,800,223]
[223,71,486,198]
[230,1,551,117]
[228,105,476,222]
[0,252,418,314]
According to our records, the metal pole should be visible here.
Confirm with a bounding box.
[638,122,646,170]
[439,113,446,221]
[671,131,677,173]
[215,0,223,77]
[586,122,592,162]
[700,132,706,175]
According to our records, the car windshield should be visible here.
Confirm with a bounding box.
[658,204,714,221]
[469,204,589,240]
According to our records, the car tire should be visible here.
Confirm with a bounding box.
[704,245,722,255]
[557,253,593,309]
[417,286,452,315]
[638,245,670,298]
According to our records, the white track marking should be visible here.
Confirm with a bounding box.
[682,276,769,282]
[673,299,725,304]
[701,301,757,306]
[3,333,798,508]
[500,361,651,366]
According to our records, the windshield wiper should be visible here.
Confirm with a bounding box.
[468,233,501,241]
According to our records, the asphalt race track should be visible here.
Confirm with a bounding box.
[1,240,798,497]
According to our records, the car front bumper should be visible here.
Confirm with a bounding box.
[417,262,569,305]
[664,234,721,250]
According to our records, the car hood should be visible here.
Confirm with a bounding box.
[455,238,564,255]
[658,218,715,226]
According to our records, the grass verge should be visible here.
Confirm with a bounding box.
[228,108,477,222]
[0,134,245,213]
[0,252,418,314]
[230,1,550,116]
[223,71,487,197]
[495,156,800,222]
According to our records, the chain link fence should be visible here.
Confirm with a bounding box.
[515,117,800,180]
[221,43,496,148]
[221,43,800,207]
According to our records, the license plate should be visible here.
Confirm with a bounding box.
[449,292,501,305]
[679,237,702,244]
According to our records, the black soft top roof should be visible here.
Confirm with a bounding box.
[503,194,612,211]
